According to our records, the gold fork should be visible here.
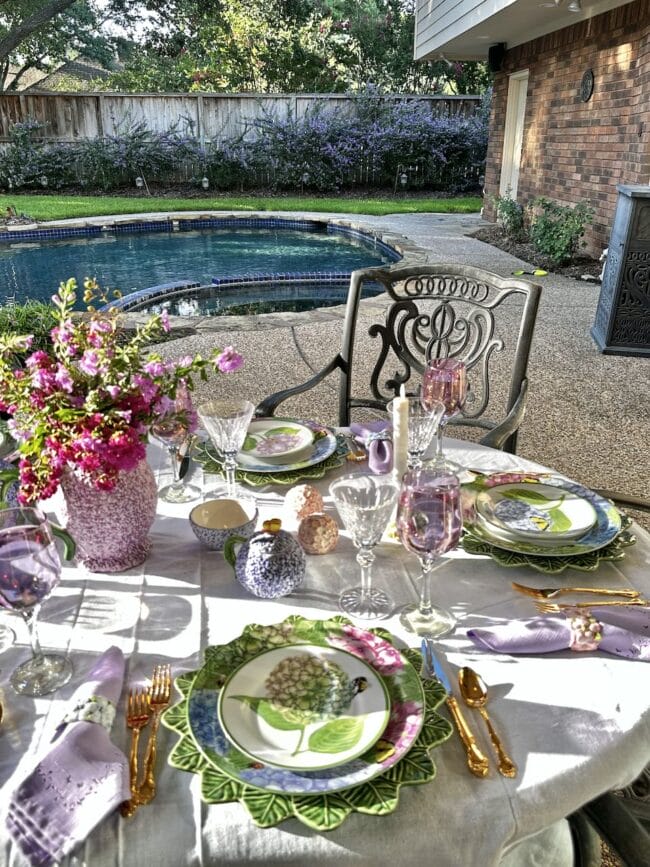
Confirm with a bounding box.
[136,664,172,806]
[512,581,640,600]
[120,687,150,818]
[535,599,649,614]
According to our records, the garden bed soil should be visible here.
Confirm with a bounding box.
[471,224,602,281]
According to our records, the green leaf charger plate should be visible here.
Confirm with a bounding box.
[162,615,453,831]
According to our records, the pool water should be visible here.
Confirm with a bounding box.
[0,224,396,310]
[136,278,374,317]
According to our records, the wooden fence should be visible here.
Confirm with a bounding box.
[0,92,482,144]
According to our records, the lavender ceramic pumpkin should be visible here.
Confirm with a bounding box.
[225,526,306,599]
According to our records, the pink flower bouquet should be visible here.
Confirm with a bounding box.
[0,278,243,503]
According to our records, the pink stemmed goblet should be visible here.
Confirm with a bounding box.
[151,381,201,504]
[421,358,468,472]
[396,467,463,637]
[0,507,73,695]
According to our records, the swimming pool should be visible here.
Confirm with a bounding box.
[0,217,400,313]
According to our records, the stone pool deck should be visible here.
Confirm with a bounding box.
[23,209,648,526]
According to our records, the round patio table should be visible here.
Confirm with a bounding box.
[0,437,648,867]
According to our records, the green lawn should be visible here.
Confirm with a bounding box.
[1,194,482,222]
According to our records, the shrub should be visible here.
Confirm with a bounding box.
[492,190,525,241]
[0,300,57,359]
[529,197,594,264]
[0,95,488,195]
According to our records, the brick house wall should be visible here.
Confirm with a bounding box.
[483,0,650,257]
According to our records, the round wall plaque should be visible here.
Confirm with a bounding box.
[580,69,594,102]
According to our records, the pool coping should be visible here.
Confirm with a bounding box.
[0,211,430,331]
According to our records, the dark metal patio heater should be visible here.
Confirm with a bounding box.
[592,184,650,356]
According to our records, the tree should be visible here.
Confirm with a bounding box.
[0,0,140,90]
[96,0,490,95]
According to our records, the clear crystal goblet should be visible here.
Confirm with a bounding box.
[0,507,73,696]
[329,474,399,620]
[387,393,445,471]
[151,381,201,504]
[396,466,463,637]
[198,399,256,498]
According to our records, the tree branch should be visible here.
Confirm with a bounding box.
[0,0,78,64]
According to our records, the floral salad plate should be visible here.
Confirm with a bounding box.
[239,419,315,462]
[463,473,621,557]
[475,480,598,544]
[162,615,452,831]
[218,644,390,771]
[195,421,348,486]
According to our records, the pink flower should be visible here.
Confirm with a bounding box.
[143,360,166,378]
[160,310,171,333]
[216,346,244,373]
[79,349,102,376]
[54,364,74,393]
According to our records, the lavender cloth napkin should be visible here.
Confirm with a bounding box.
[350,421,392,474]
[467,607,650,661]
[6,646,130,867]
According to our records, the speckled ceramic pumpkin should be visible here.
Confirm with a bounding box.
[229,527,306,599]
[60,460,158,573]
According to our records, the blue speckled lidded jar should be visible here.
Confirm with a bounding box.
[225,522,306,599]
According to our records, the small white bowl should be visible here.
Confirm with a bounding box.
[190,497,258,551]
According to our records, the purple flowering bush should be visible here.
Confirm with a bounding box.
[0,277,242,503]
[0,96,487,194]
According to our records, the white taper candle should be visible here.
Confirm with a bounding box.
[392,383,409,482]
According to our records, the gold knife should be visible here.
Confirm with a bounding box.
[421,639,489,778]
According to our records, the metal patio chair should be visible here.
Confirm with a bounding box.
[256,263,542,454]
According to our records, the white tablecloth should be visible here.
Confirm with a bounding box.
[1,439,648,867]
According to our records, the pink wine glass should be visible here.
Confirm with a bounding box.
[421,358,468,472]
[0,507,73,695]
[396,467,463,637]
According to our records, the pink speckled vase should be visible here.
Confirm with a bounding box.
[60,461,158,573]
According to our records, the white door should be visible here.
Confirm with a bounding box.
[500,71,529,199]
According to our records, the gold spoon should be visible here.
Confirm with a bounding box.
[458,667,517,778]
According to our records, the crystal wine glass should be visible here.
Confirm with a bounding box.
[329,474,399,620]
[198,398,256,498]
[396,467,463,637]
[151,381,201,504]
[0,507,73,695]
[387,393,445,471]
[421,358,468,472]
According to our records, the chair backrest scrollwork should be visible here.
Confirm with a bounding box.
[342,264,541,452]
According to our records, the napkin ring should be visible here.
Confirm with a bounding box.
[569,613,603,652]
[366,431,392,443]
[62,695,116,731]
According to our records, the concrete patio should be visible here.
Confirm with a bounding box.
[149,210,649,529]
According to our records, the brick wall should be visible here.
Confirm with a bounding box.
[484,0,650,256]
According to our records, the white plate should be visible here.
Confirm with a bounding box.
[240,419,314,461]
[475,481,598,543]
[218,645,390,772]
[235,418,337,473]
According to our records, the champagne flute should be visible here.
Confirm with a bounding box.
[198,399,256,498]
[330,474,399,620]
[396,467,463,637]
[421,358,468,472]
[151,381,201,503]
[387,393,445,471]
[0,507,73,695]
